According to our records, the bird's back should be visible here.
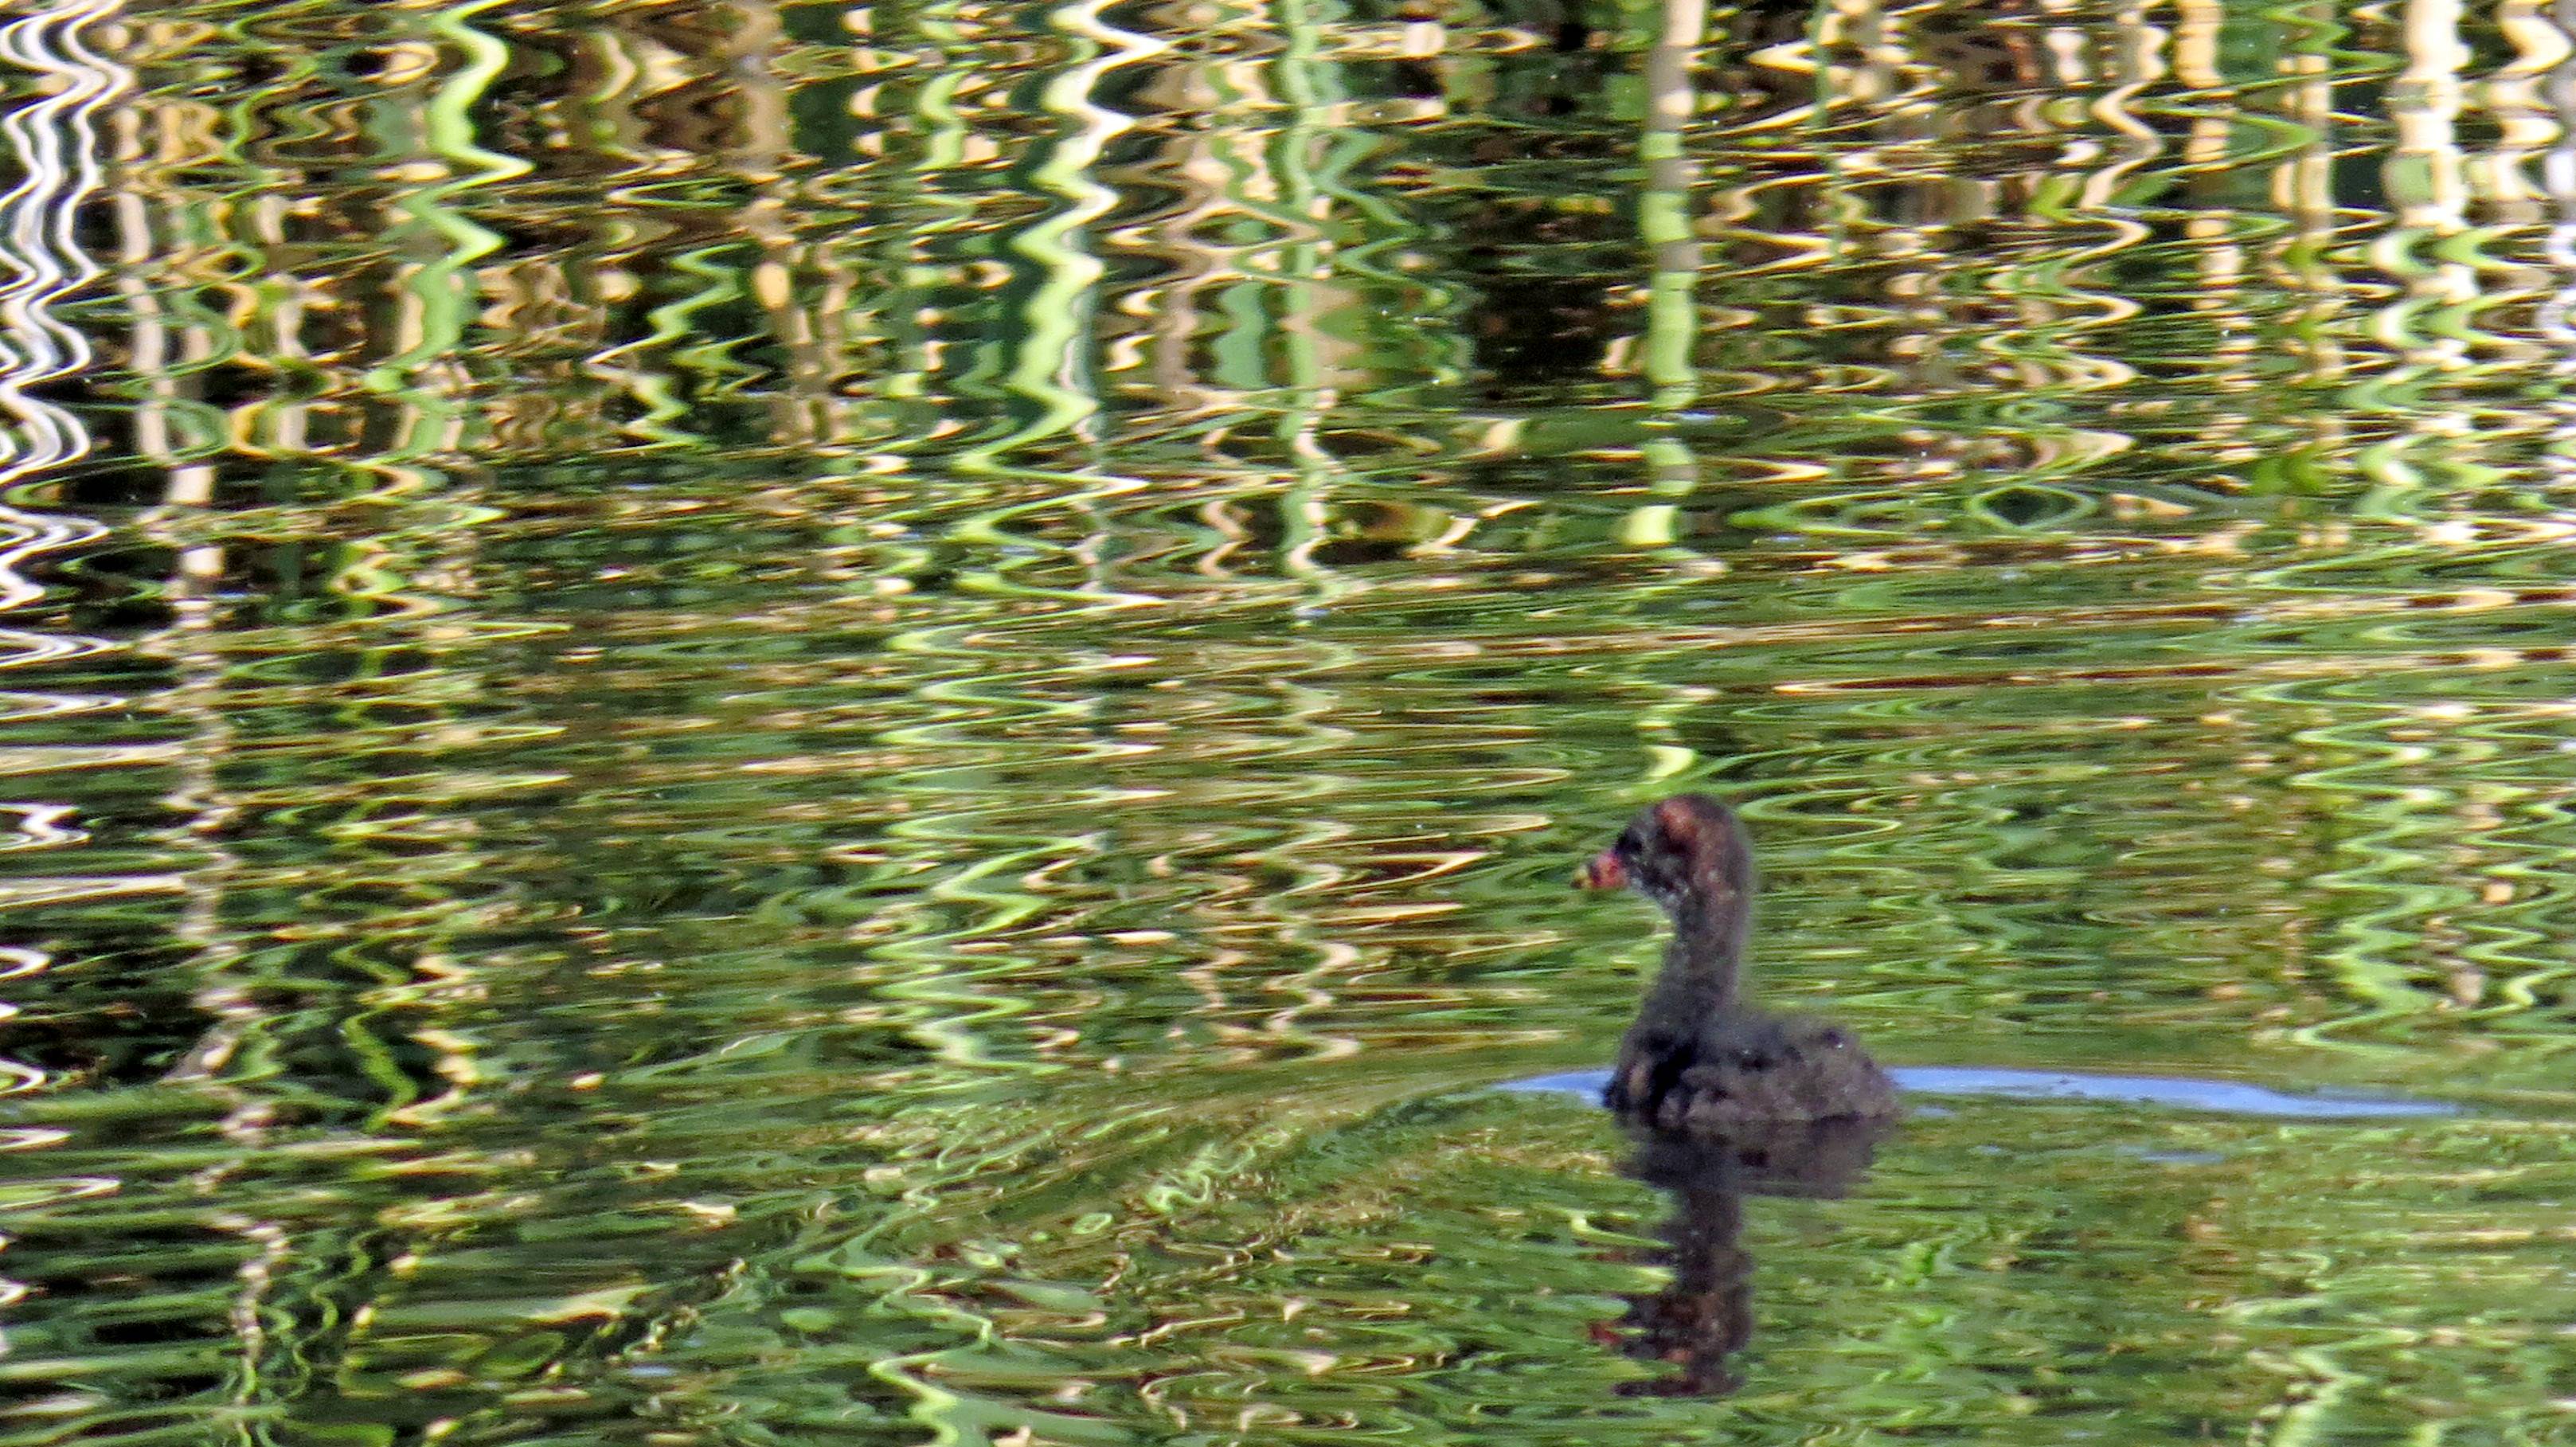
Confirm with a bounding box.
[1644,1014,1898,1131]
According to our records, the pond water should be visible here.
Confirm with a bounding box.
[8,0,2576,1441]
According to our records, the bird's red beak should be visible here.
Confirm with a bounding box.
[1575,849,1628,890]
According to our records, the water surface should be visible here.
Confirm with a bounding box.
[7,0,2576,1441]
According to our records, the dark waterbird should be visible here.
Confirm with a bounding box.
[1579,794,1898,1129]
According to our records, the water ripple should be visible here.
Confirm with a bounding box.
[6,0,2576,1441]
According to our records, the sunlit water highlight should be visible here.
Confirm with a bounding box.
[6,0,2576,1441]
[1503,1066,2468,1119]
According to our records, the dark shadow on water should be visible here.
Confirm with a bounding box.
[1598,1118,1889,1397]
[1558,1058,2459,1394]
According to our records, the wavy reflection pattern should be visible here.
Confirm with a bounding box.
[0,0,127,1352]
[0,0,2574,1443]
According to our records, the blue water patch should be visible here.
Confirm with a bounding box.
[1502,1066,2460,1120]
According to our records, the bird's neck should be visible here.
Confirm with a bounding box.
[1646,886,1746,1017]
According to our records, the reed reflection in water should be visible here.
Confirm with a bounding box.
[2,0,2576,1442]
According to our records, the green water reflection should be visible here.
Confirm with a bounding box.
[5,0,2576,1440]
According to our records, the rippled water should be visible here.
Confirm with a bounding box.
[9,0,2576,1441]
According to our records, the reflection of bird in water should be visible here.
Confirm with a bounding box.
[1577,795,1899,1129]
[1602,1117,1887,1396]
